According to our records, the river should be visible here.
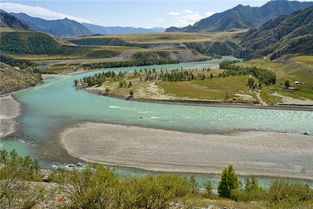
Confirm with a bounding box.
[1,57,313,187]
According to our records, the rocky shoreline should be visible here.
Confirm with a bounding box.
[0,95,21,138]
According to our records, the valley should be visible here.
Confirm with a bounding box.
[1,1,313,208]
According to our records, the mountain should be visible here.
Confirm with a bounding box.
[10,13,91,37]
[166,0,313,32]
[82,23,165,34]
[0,11,29,30]
[238,5,313,60]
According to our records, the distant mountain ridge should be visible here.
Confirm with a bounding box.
[0,11,29,30]
[166,0,313,32]
[7,12,165,36]
[238,5,313,59]
[83,23,165,34]
[10,13,92,37]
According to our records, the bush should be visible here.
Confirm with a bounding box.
[53,165,123,209]
[0,149,44,208]
[230,176,265,202]
[122,175,192,209]
[267,180,313,208]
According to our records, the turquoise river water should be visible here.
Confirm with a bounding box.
[1,57,313,187]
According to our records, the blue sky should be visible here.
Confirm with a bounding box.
[0,0,311,28]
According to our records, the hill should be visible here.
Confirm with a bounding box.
[10,13,91,37]
[0,11,28,30]
[166,0,313,32]
[0,62,42,95]
[83,23,165,34]
[0,30,68,54]
[238,5,313,59]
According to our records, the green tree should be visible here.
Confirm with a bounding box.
[105,88,110,94]
[189,175,198,194]
[129,89,134,97]
[248,78,255,89]
[284,80,290,88]
[128,81,132,88]
[203,180,213,198]
[74,79,79,87]
[218,165,239,198]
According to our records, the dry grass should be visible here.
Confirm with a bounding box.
[68,31,246,44]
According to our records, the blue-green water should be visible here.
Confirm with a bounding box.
[1,58,313,187]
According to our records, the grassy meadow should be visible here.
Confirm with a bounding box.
[236,56,313,104]
[158,75,251,101]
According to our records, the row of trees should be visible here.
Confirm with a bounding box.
[220,61,276,85]
[81,52,179,70]
[1,150,312,209]
[74,68,214,87]
[74,71,126,87]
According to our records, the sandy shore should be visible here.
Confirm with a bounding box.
[0,95,21,138]
[60,122,313,180]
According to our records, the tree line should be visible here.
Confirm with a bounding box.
[75,67,214,88]
[81,51,179,70]
[219,61,276,86]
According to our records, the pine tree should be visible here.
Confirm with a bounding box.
[218,165,239,198]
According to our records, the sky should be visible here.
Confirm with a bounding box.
[0,0,312,28]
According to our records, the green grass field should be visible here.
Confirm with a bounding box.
[236,56,313,104]
[86,68,256,103]
[295,56,313,67]
[158,75,251,101]
[86,56,313,105]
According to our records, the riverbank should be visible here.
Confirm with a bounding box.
[86,89,313,112]
[0,95,21,138]
[60,122,313,180]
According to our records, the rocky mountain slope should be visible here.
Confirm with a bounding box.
[166,0,313,32]
[238,5,313,59]
[10,12,92,37]
[0,11,28,30]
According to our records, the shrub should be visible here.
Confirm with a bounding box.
[230,176,265,201]
[54,165,123,209]
[267,180,313,208]
[122,175,192,209]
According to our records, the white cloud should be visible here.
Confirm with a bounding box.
[178,10,202,26]
[165,9,214,27]
[0,2,91,23]
[166,11,180,16]
[156,19,164,23]
[183,10,193,15]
